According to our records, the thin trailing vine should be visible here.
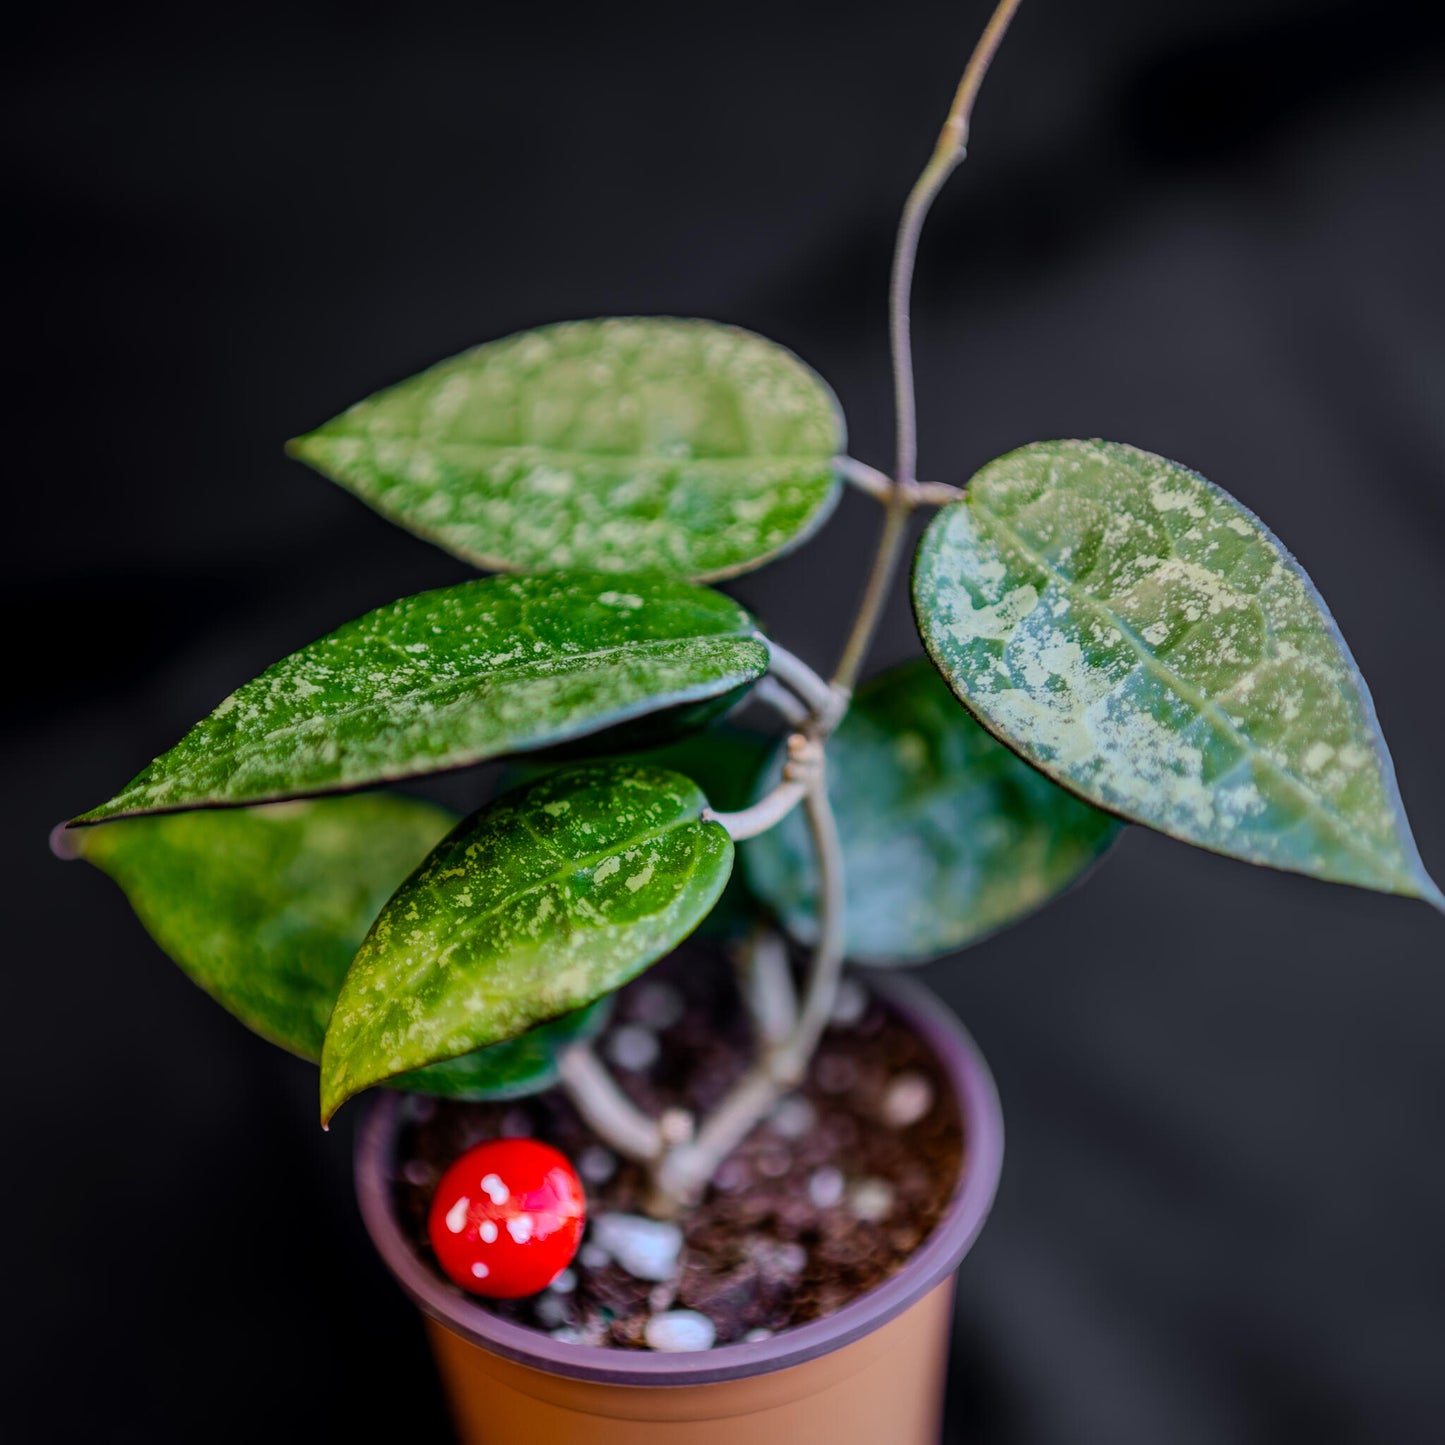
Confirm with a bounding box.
[833,0,1023,700]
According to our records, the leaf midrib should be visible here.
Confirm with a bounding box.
[420,812,715,982]
[118,633,765,804]
[314,433,836,472]
[964,501,1405,885]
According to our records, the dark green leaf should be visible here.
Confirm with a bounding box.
[71,796,454,1057]
[74,572,768,823]
[507,724,776,937]
[744,659,1120,962]
[288,318,845,582]
[320,763,733,1121]
[389,1000,612,1101]
[913,439,1441,905]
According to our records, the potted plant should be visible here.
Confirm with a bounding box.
[55,2,1440,1442]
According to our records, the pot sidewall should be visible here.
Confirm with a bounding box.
[354,972,1004,1390]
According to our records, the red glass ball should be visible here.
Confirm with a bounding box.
[427,1138,586,1299]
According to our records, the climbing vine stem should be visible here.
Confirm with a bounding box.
[565,0,1023,1212]
[831,0,1023,700]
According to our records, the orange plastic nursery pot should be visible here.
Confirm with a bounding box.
[355,975,1004,1445]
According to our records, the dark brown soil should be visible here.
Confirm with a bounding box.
[390,958,964,1349]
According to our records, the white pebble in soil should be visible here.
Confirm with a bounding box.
[534,1294,570,1329]
[577,1145,617,1185]
[631,979,685,1030]
[549,1269,577,1295]
[578,1242,611,1272]
[829,977,868,1028]
[881,1072,934,1128]
[605,1023,660,1072]
[848,1178,895,1223]
[807,1166,845,1209]
[592,1213,683,1282]
[645,1310,717,1353]
[744,1328,774,1343]
[549,1326,584,1345]
[769,1094,815,1141]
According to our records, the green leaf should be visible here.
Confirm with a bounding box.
[913,439,1441,905]
[389,1000,612,1102]
[74,572,768,823]
[507,724,776,938]
[71,795,455,1057]
[288,318,845,582]
[743,659,1120,963]
[73,794,604,1100]
[320,762,733,1122]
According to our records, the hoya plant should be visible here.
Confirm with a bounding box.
[60,0,1440,1234]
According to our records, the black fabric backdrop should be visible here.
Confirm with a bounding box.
[6,2,1444,1440]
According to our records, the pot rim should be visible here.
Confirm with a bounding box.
[354,971,1004,1387]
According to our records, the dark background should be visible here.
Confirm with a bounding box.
[6,1,1444,1440]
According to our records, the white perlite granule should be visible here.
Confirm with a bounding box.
[644,1310,716,1353]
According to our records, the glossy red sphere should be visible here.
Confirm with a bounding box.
[427,1138,586,1298]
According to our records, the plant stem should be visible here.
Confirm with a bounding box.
[830,0,1022,699]
[646,0,1023,1211]
[707,730,820,841]
[655,767,845,1204]
[733,928,798,1047]
[706,775,807,841]
[895,0,1023,488]
[915,480,965,506]
[830,490,911,697]
[557,1042,663,1163]
[655,1065,779,1205]
[836,456,893,501]
[753,675,810,727]
[838,457,963,508]
[767,641,845,725]
[774,773,847,1079]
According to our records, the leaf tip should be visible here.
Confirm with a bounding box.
[319,1067,349,1129]
[1417,872,1445,920]
[49,821,82,861]
[285,432,333,473]
[320,1038,367,1128]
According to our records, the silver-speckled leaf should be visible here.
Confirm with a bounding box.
[320,763,732,1121]
[288,318,845,582]
[913,439,1441,905]
[71,795,455,1058]
[74,572,768,822]
[743,659,1120,963]
[505,724,776,938]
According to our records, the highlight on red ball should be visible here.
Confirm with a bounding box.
[427,1137,586,1299]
